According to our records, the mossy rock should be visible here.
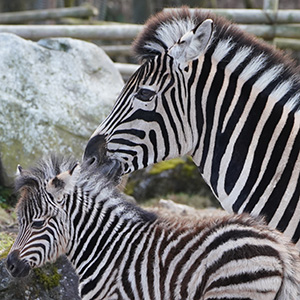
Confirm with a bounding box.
[125,156,219,207]
[148,158,185,175]
[0,256,80,300]
[0,225,79,299]
[0,229,79,299]
[33,264,62,290]
[0,34,123,186]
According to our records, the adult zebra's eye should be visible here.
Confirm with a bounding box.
[32,220,45,229]
[135,88,156,101]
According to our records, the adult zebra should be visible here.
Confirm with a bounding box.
[6,155,300,299]
[84,8,300,247]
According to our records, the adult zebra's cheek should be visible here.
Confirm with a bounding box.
[6,249,31,277]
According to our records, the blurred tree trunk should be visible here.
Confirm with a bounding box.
[98,0,107,20]
[64,0,75,7]
[184,0,204,7]
[133,0,151,24]
[1,0,27,12]
[244,0,255,8]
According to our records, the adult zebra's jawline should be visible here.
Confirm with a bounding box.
[133,7,300,112]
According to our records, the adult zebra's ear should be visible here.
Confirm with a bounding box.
[168,19,213,64]
[46,163,80,202]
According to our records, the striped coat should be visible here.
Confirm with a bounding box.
[6,156,300,299]
[84,7,300,248]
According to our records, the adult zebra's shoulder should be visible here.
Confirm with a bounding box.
[84,7,300,247]
[7,155,300,299]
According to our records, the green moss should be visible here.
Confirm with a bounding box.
[33,264,62,290]
[124,180,136,196]
[181,157,198,177]
[148,158,185,175]
[0,232,14,259]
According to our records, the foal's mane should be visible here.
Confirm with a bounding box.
[15,155,77,193]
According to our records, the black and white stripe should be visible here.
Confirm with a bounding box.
[84,8,300,248]
[7,155,300,299]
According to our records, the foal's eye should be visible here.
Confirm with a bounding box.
[32,220,45,229]
[135,88,156,101]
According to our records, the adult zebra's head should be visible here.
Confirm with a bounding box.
[6,156,80,277]
[84,8,214,174]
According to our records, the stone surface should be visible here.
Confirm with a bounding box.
[153,199,228,219]
[0,33,124,185]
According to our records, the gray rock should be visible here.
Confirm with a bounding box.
[0,33,124,185]
[0,256,80,300]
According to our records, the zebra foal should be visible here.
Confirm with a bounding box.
[7,155,300,299]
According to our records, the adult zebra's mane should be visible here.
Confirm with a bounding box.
[133,7,213,60]
[133,7,300,111]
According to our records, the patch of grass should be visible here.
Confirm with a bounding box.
[0,232,14,259]
[0,206,16,228]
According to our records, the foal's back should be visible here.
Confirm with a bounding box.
[143,213,300,300]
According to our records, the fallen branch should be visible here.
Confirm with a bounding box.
[0,24,143,40]
[0,4,98,24]
[165,8,300,24]
[114,62,139,80]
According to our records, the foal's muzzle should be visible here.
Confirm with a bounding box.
[6,249,31,277]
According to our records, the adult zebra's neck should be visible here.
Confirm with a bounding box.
[190,35,300,213]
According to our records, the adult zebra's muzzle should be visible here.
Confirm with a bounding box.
[6,249,31,277]
[84,134,108,165]
[84,134,123,183]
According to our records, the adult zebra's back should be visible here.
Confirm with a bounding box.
[84,8,300,247]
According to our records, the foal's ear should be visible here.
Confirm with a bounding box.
[16,164,23,176]
[168,19,213,64]
[46,163,80,200]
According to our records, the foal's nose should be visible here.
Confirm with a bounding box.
[6,249,30,277]
[6,249,20,273]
